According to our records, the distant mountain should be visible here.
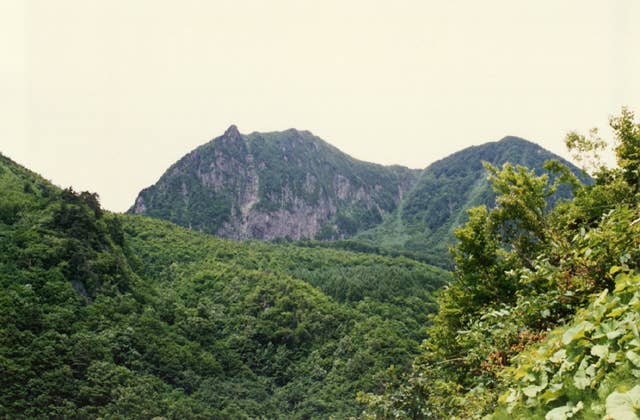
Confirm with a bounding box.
[357,136,589,262]
[130,125,420,240]
[130,130,587,265]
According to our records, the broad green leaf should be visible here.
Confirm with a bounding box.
[540,383,564,403]
[615,276,633,293]
[593,320,621,339]
[594,289,610,305]
[606,329,626,340]
[626,350,640,368]
[630,317,640,339]
[545,405,573,420]
[585,363,596,378]
[550,349,567,364]
[545,401,583,420]
[523,373,548,397]
[592,344,609,359]
[608,306,628,318]
[523,384,544,398]
[610,266,623,275]
[605,385,640,420]
[513,366,530,381]
[562,321,593,345]
[573,368,590,390]
[499,389,518,404]
[521,386,536,398]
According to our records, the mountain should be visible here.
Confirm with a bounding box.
[131,129,586,266]
[357,136,589,261]
[130,125,420,240]
[3,110,636,419]
[0,152,449,418]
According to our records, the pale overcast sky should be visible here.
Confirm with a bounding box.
[1,1,639,211]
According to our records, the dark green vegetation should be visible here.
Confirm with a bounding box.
[131,128,584,268]
[358,136,589,263]
[360,108,640,419]
[0,152,449,418]
[5,109,638,419]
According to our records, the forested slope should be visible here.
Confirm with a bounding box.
[0,152,448,418]
[357,136,588,265]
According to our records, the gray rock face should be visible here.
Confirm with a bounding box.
[130,129,588,268]
[130,126,421,241]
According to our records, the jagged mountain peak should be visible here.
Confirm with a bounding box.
[130,126,420,241]
[223,124,241,138]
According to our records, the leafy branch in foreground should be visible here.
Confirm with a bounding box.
[498,272,640,419]
[359,108,640,419]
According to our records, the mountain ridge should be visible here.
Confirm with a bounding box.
[130,126,421,240]
[129,127,587,264]
[356,134,589,262]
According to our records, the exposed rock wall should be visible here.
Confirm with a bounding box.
[130,125,421,240]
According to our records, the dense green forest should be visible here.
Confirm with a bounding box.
[2,109,640,418]
[360,108,640,419]
[0,151,448,418]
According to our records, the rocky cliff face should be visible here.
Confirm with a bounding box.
[130,125,421,240]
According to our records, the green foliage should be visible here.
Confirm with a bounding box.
[358,136,588,266]
[361,109,640,419]
[136,174,232,235]
[118,215,449,418]
[120,215,449,418]
[612,107,640,190]
[0,155,184,418]
[0,152,448,418]
[498,273,640,419]
[6,110,637,418]
[565,127,608,175]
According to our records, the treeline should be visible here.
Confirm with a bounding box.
[291,238,454,269]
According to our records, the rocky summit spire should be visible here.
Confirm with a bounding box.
[224,124,241,139]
